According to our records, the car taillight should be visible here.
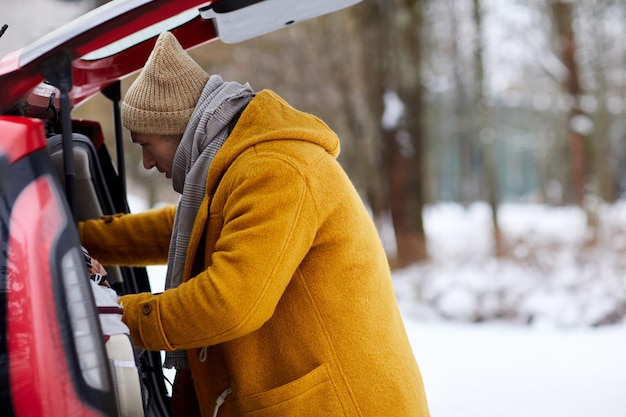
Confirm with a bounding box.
[7,172,116,416]
[61,247,110,392]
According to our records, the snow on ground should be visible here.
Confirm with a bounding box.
[393,202,626,328]
[405,320,626,417]
[394,202,626,417]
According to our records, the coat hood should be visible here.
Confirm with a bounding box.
[207,89,341,187]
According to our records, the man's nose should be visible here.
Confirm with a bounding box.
[142,150,156,170]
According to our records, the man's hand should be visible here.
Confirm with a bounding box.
[82,246,111,288]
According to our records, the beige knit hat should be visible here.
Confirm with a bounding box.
[121,31,210,135]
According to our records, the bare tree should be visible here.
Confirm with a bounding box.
[344,2,388,224]
[575,0,626,203]
[472,0,504,255]
[383,0,429,266]
[549,0,588,207]
[448,0,475,206]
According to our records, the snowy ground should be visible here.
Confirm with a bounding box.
[141,200,626,417]
[406,320,626,417]
[393,202,626,417]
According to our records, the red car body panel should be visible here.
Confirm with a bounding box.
[0,117,47,163]
[0,0,220,113]
[8,176,101,417]
[71,16,218,107]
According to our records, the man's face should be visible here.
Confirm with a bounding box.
[131,132,182,178]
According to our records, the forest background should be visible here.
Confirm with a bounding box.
[4,0,626,326]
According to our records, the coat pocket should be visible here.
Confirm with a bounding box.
[238,363,345,416]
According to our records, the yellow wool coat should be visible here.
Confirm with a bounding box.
[80,90,430,417]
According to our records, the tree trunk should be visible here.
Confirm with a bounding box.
[473,0,504,255]
[386,127,427,267]
[346,2,389,223]
[385,0,428,267]
[449,0,474,206]
[550,0,587,207]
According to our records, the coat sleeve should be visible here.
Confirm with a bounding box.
[119,156,318,351]
[78,205,176,266]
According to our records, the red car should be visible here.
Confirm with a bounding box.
[0,1,359,415]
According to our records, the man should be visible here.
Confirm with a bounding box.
[79,31,430,417]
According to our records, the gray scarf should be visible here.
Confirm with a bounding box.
[164,74,254,369]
